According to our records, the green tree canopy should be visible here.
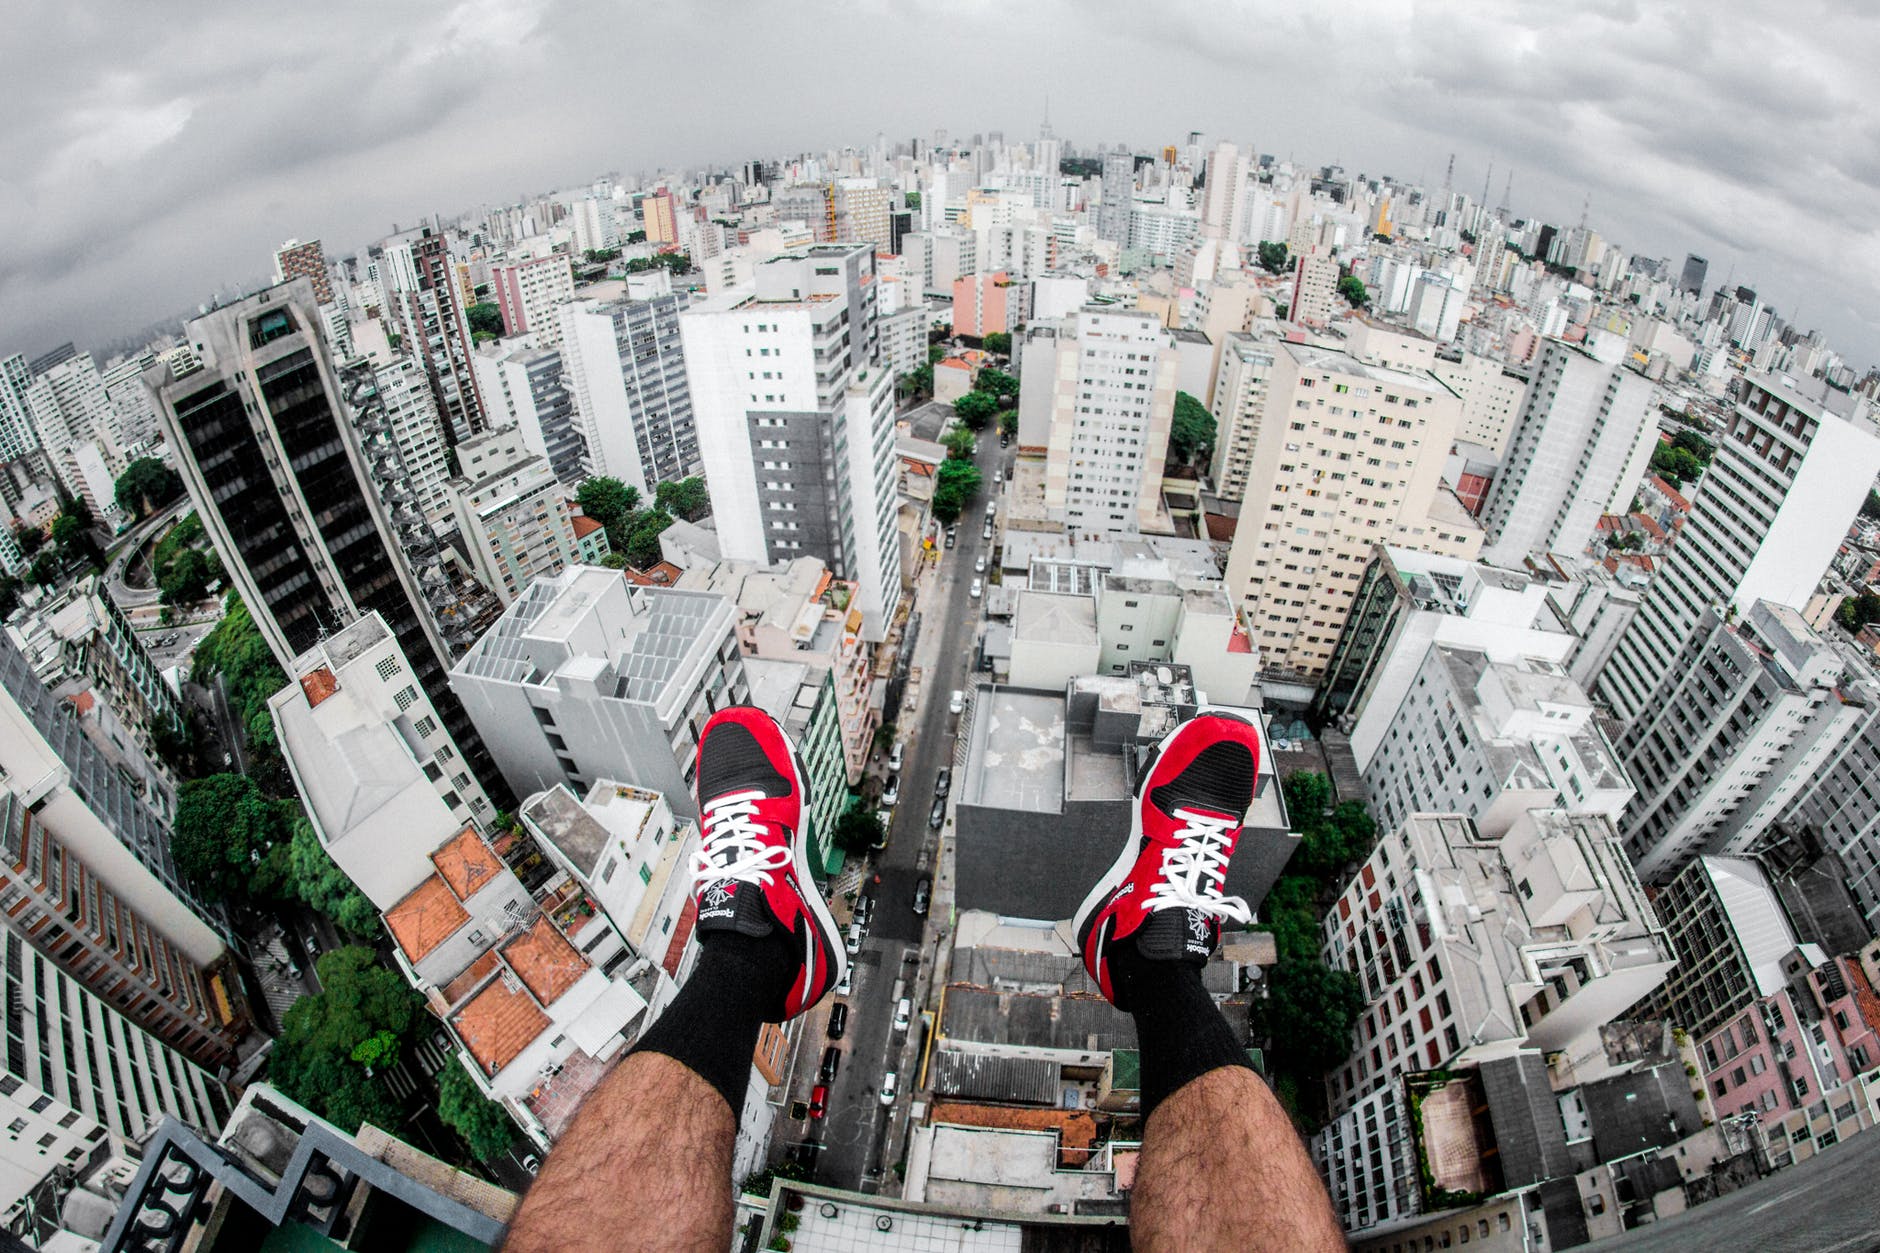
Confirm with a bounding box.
[941,427,977,461]
[27,552,59,586]
[622,509,675,568]
[982,331,1011,356]
[954,391,998,431]
[653,477,710,522]
[1337,275,1369,308]
[288,817,380,936]
[833,807,885,855]
[1837,593,1880,634]
[998,409,1018,437]
[576,477,639,530]
[114,458,183,519]
[1256,957,1366,1073]
[1649,443,1705,487]
[974,369,1019,400]
[1862,490,1880,522]
[193,594,289,762]
[465,302,504,338]
[1257,242,1291,275]
[268,947,423,1133]
[930,459,982,525]
[1169,391,1217,467]
[437,1064,518,1161]
[1670,429,1715,463]
[172,773,294,901]
[11,525,41,557]
[158,548,217,606]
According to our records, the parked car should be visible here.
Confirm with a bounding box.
[912,874,932,916]
[836,965,854,996]
[880,775,899,806]
[999,432,1010,447]
[845,923,863,955]
[820,1045,841,1083]
[521,1154,542,1177]
[893,998,912,1034]
[809,1084,828,1120]
[853,895,872,929]
[982,522,993,540]
[985,499,996,517]
[948,689,965,715]
[969,578,982,599]
[828,1002,849,1039]
[994,469,1004,484]
[879,1072,899,1106]
[944,527,956,549]
[873,810,892,848]
[974,554,986,573]
[934,768,952,798]
[928,796,947,829]
[888,741,905,772]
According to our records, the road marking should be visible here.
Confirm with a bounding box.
[1745,1185,1806,1215]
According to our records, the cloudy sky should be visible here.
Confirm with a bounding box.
[4,0,1876,368]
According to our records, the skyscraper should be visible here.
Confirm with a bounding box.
[382,227,485,441]
[471,343,587,483]
[150,279,501,795]
[1477,334,1657,567]
[1041,307,1178,535]
[680,245,901,638]
[1096,151,1134,244]
[1679,253,1708,297]
[1595,372,1880,724]
[272,238,335,305]
[559,293,700,495]
[490,254,576,347]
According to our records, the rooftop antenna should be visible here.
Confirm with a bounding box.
[1578,193,1590,230]
[1499,169,1513,215]
[1480,161,1493,211]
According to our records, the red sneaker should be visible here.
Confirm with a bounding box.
[1072,711,1259,1009]
[690,706,845,1020]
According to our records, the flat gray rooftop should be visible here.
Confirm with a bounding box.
[966,689,1066,814]
[520,785,610,877]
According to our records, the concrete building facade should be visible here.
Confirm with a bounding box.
[558,293,700,496]
[1042,307,1178,536]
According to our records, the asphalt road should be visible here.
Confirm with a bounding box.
[1585,1129,1880,1252]
[808,434,1005,1189]
[104,498,187,609]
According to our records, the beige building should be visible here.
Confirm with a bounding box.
[1288,250,1340,327]
[1431,350,1530,456]
[1223,339,1471,680]
[1043,308,1177,536]
[445,428,578,606]
[1209,332,1276,502]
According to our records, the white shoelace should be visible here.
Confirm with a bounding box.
[1145,808,1252,925]
[692,789,791,887]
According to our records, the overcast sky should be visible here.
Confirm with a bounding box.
[4,0,1876,369]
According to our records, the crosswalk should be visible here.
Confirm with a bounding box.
[253,935,308,1025]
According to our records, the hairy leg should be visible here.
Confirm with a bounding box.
[1131,1066,1345,1252]
[503,1052,734,1253]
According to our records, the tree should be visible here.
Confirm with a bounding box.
[974,369,1019,400]
[114,458,182,519]
[1671,429,1715,464]
[1281,771,1333,825]
[159,548,213,605]
[193,594,289,768]
[929,459,982,525]
[941,427,977,462]
[465,302,505,338]
[1257,242,1291,275]
[11,525,41,557]
[268,947,422,1133]
[437,1064,518,1161]
[577,477,639,529]
[288,817,380,937]
[622,509,675,569]
[27,552,59,587]
[832,807,885,855]
[172,774,293,901]
[954,391,998,431]
[0,576,18,619]
[982,332,1011,356]
[1257,957,1365,1072]
[1837,593,1880,633]
[653,477,709,522]
[1337,275,1369,308]
[1649,443,1705,487]
[1862,490,1880,522]
[1168,391,1217,467]
[998,409,1018,437]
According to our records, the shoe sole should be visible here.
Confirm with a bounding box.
[785,743,849,1007]
[1069,708,1258,953]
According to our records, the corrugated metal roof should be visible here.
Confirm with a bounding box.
[930,1051,1059,1106]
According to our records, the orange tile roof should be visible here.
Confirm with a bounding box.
[452,976,551,1076]
[66,691,95,716]
[501,916,588,1006]
[299,666,339,708]
[443,949,502,1007]
[432,826,502,901]
[571,515,604,538]
[663,897,697,979]
[385,876,470,964]
[927,1102,1100,1155]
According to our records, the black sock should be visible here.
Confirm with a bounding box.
[631,929,797,1117]
[1112,941,1254,1120]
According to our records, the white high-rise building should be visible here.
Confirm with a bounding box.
[680,245,901,639]
[1209,333,1276,502]
[1617,601,1861,883]
[1096,151,1135,244]
[1429,351,1529,456]
[446,428,579,605]
[1596,372,1880,724]
[491,255,576,347]
[1478,335,1657,567]
[1201,141,1248,242]
[1042,307,1178,536]
[372,358,455,531]
[559,294,700,496]
[0,354,39,460]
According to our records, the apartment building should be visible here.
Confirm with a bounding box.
[680,245,901,639]
[558,293,699,495]
[1221,341,1474,682]
[446,428,579,606]
[371,357,455,531]
[1618,601,1862,884]
[1430,351,1530,457]
[1781,655,1880,934]
[1209,333,1276,502]
[1362,646,1633,838]
[471,343,587,484]
[1321,810,1672,1114]
[1478,336,1658,567]
[491,254,576,347]
[381,227,485,440]
[1042,307,1178,536]
[1289,250,1341,327]
[1643,856,1803,1040]
[1598,372,1880,724]
[449,567,748,821]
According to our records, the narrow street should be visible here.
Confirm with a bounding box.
[805,431,1007,1190]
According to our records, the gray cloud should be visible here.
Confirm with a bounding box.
[2,0,1876,367]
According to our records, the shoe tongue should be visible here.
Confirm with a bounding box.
[694,878,777,938]
[1133,909,1215,963]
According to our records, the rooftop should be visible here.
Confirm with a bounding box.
[963,689,1067,814]
[500,915,588,1005]
[432,825,504,901]
[452,972,552,1076]
[1012,591,1098,648]
[385,876,470,966]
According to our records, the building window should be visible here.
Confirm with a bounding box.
[393,685,419,711]
[413,716,437,738]
[374,657,400,681]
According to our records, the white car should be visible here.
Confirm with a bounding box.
[836,965,854,996]
[893,997,912,1034]
[879,1072,899,1106]
[888,742,905,772]
[845,923,863,955]
[969,578,982,599]
[948,690,965,715]
[881,775,899,806]
[974,555,986,573]
[994,469,1004,484]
